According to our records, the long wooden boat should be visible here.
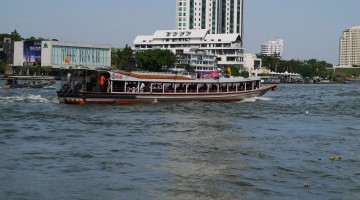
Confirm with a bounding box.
[1,79,56,89]
[344,78,360,85]
[57,70,277,104]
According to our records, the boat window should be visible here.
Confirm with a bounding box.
[113,81,126,92]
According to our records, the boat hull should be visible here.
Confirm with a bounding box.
[58,84,277,104]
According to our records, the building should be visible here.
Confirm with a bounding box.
[133,29,244,69]
[339,26,360,66]
[175,49,218,72]
[0,38,14,64]
[13,40,112,69]
[243,53,262,72]
[261,38,284,58]
[176,0,244,38]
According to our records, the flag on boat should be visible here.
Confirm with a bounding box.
[64,56,70,65]
[227,66,231,76]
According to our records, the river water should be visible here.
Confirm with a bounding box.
[0,81,359,200]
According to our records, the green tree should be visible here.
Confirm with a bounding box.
[0,59,6,74]
[136,49,176,71]
[121,45,133,70]
[10,29,22,41]
[239,70,249,78]
[257,53,281,72]
[111,45,134,70]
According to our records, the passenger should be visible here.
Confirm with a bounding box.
[106,78,111,93]
[6,78,13,85]
[99,74,106,92]
[89,75,96,91]
[140,82,145,92]
[67,72,72,87]
[81,76,86,91]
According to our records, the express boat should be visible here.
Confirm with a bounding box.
[57,70,277,104]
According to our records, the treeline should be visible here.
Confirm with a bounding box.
[257,54,360,81]
[111,45,176,72]
[0,29,58,42]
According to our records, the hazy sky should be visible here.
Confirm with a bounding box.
[1,0,359,65]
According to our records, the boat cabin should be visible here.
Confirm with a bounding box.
[59,70,261,96]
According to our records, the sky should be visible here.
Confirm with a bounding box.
[1,0,359,65]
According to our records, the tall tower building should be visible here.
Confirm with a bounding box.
[176,0,244,38]
[339,26,360,66]
[261,38,284,58]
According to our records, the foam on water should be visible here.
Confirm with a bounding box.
[241,96,273,102]
[0,94,52,104]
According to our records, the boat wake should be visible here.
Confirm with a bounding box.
[0,94,55,104]
[241,96,273,102]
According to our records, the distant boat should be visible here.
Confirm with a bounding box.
[344,78,360,85]
[56,70,277,104]
[1,78,56,89]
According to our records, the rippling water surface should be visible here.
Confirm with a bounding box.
[0,81,359,200]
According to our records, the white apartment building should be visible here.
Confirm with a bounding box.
[261,38,284,58]
[243,53,262,72]
[176,0,244,39]
[339,26,360,66]
[176,49,218,72]
[133,29,244,69]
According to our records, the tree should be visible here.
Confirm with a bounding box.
[136,49,176,71]
[257,53,281,72]
[239,70,249,78]
[0,59,6,74]
[120,45,133,70]
[111,45,134,70]
[225,66,240,76]
[10,29,22,41]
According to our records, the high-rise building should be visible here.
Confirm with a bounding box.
[339,26,360,66]
[261,38,284,58]
[176,0,244,38]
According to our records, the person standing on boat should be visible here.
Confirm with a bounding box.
[67,72,72,87]
[99,74,106,92]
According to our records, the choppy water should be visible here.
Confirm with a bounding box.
[0,81,359,200]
